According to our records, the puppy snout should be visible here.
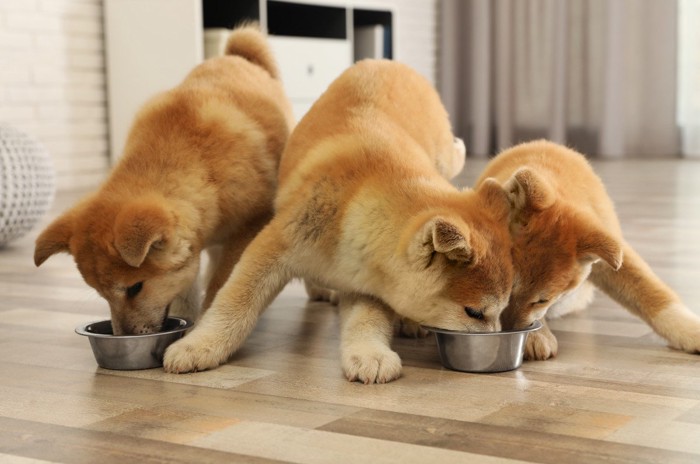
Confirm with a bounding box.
[112,319,161,335]
[134,325,158,335]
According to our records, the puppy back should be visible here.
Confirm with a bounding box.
[224,22,280,80]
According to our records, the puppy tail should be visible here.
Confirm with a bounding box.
[225,22,281,80]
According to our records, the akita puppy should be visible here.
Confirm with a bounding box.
[34,24,294,335]
[164,59,514,383]
[477,139,700,360]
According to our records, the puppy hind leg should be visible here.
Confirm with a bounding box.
[340,294,402,384]
[546,281,596,319]
[590,241,700,353]
[169,274,203,323]
[304,278,339,305]
[202,244,223,302]
[394,317,430,338]
[163,221,293,373]
[202,218,270,310]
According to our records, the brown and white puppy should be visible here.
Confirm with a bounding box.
[34,24,294,335]
[163,59,514,383]
[477,139,700,360]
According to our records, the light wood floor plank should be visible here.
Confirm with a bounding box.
[319,409,700,464]
[189,420,528,464]
[0,417,287,464]
[0,454,58,464]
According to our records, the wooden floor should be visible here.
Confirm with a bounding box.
[1,158,700,463]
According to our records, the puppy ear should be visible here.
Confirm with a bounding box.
[504,168,555,212]
[476,178,511,221]
[411,216,472,265]
[34,210,76,266]
[113,201,173,268]
[577,223,623,270]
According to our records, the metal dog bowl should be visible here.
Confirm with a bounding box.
[427,321,542,373]
[75,317,192,370]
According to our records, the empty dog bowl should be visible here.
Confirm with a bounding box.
[427,321,542,373]
[75,317,192,370]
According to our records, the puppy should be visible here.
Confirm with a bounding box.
[163,59,514,383]
[34,24,294,335]
[477,139,700,360]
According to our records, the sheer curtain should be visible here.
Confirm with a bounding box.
[678,0,700,157]
[439,0,682,158]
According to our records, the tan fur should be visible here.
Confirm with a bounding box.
[163,60,513,383]
[477,140,700,359]
[34,24,294,335]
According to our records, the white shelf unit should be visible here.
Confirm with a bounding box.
[104,0,394,163]
[269,36,352,118]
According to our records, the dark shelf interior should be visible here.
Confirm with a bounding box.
[353,9,392,29]
[201,0,393,59]
[203,0,260,29]
[267,1,347,39]
[353,8,393,59]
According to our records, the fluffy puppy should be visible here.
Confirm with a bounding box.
[34,24,294,335]
[477,140,700,359]
[163,59,514,383]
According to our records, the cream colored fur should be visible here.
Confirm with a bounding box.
[164,60,514,383]
[477,140,700,360]
[33,24,293,335]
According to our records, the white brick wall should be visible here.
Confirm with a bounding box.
[0,0,108,192]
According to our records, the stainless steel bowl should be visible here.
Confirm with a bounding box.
[427,321,542,373]
[75,317,193,370]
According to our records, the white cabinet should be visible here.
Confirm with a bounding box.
[104,0,393,162]
[104,0,204,162]
[269,36,352,118]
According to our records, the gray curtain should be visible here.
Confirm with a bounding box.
[439,0,680,158]
[678,0,700,157]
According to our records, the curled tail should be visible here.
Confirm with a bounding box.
[225,22,280,80]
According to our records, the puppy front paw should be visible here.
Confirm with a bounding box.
[654,304,700,354]
[665,324,700,354]
[524,329,558,361]
[342,343,402,384]
[163,335,227,373]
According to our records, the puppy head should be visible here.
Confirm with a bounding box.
[395,180,514,333]
[34,195,201,334]
[498,169,623,330]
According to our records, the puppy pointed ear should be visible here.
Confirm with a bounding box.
[504,168,555,212]
[34,211,77,266]
[113,202,172,268]
[476,178,511,221]
[577,223,623,270]
[411,216,472,265]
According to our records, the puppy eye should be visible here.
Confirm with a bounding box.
[465,306,484,320]
[126,282,143,299]
[530,298,549,306]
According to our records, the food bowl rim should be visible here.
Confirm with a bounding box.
[75,317,193,339]
[424,320,542,336]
